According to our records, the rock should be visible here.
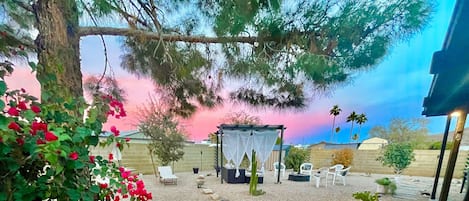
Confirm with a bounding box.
[210,193,221,200]
[202,188,213,194]
[197,175,205,179]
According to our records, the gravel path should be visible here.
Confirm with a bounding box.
[142,170,465,201]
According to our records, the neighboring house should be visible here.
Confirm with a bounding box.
[309,141,360,150]
[267,145,291,171]
[358,137,388,150]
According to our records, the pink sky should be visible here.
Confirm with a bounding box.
[7,66,332,144]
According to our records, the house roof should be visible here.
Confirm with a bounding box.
[422,0,469,116]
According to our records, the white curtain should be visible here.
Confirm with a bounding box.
[223,130,250,177]
[222,131,236,167]
[253,130,278,172]
[240,131,253,170]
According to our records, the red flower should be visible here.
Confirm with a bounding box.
[44,131,58,141]
[16,137,24,146]
[116,142,121,148]
[0,137,3,143]
[20,88,26,93]
[89,155,95,163]
[8,122,21,131]
[122,194,129,199]
[113,196,120,201]
[110,126,119,136]
[7,107,19,116]
[36,138,46,145]
[30,121,48,135]
[99,183,108,189]
[125,138,130,142]
[69,152,79,160]
[108,153,113,161]
[17,101,27,110]
[30,105,41,114]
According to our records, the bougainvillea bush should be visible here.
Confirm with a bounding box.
[0,67,151,200]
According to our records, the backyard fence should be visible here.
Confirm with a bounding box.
[90,142,468,178]
[309,149,468,178]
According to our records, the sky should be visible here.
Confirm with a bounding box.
[6,0,462,145]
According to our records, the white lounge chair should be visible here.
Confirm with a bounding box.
[157,166,178,185]
[273,162,286,178]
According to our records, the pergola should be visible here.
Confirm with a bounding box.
[215,124,285,184]
[422,0,469,200]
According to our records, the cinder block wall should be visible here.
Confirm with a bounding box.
[90,141,216,175]
[310,149,468,178]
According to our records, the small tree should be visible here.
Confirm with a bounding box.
[285,147,309,173]
[138,97,186,166]
[377,143,415,175]
[332,148,354,168]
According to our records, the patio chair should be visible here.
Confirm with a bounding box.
[157,166,178,185]
[334,166,351,186]
[300,163,313,176]
[273,162,286,178]
[312,167,329,188]
[326,164,344,186]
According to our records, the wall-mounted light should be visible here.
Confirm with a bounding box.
[451,110,461,117]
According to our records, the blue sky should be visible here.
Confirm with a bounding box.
[10,0,461,145]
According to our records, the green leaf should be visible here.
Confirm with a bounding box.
[0,100,4,110]
[21,110,36,121]
[90,185,100,193]
[28,61,37,71]
[89,135,99,146]
[56,165,64,174]
[73,160,85,169]
[0,116,8,130]
[45,153,58,165]
[66,189,81,201]
[0,80,6,95]
[58,134,72,142]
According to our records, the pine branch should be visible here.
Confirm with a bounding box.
[79,26,259,44]
[12,0,33,12]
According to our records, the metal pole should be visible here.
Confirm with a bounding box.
[430,115,452,199]
[216,132,219,178]
[276,126,285,184]
[220,128,224,184]
[440,111,467,201]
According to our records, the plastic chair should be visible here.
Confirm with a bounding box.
[300,163,313,176]
[312,167,329,188]
[326,164,344,186]
[273,162,286,178]
[334,166,351,186]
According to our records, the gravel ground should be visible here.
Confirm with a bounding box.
[142,170,465,201]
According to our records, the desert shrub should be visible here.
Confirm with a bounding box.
[332,148,354,167]
[285,147,309,172]
[352,191,379,201]
[428,141,453,150]
[377,143,415,174]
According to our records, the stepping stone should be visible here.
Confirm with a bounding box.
[202,189,214,194]
[210,193,220,200]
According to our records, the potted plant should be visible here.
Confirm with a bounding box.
[193,167,199,174]
[375,177,397,195]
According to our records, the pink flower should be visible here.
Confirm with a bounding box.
[30,105,41,114]
[17,101,27,110]
[16,137,24,146]
[121,170,131,180]
[8,122,21,132]
[36,138,46,145]
[7,107,19,116]
[44,131,58,141]
[89,155,95,163]
[69,152,79,160]
[136,180,144,189]
[125,138,130,142]
[110,126,120,136]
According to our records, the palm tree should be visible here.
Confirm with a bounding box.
[356,113,368,141]
[346,111,358,142]
[329,105,341,143]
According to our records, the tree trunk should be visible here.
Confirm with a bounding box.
[331,116,336,143]
[35,0,82,103]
